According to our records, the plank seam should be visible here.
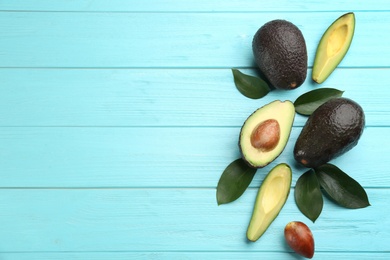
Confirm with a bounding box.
[0,10,390,14]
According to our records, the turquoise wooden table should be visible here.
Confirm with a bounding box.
[0,1,389,259]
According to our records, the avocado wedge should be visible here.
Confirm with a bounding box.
[312,12,355,84]
[247,163,292,242]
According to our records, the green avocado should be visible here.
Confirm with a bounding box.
[294,97,365,168]
[239,100,295,168]
[247,163,292,242]
[252,20,308,90]
[312,12,355,84]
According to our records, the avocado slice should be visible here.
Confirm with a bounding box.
[294,97,365,168]
[252,20,308,90]
[312,13,355,84]
[239,100,295,168]
[247,163,292,242]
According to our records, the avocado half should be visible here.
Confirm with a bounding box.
[312,13,355,84]
[247,163,292,242]
[252,20,308,90]
[239,100,295,168]
[294,97,365,168]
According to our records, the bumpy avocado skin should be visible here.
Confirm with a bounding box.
[252,20,308,90]
[294,98,365,168]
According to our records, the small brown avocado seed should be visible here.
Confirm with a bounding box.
[250,119,280,152]
[284,221,315,259]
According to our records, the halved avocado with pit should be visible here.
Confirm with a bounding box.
[312,12,355,84]
[247,163,292,242]
[239,100,295,168]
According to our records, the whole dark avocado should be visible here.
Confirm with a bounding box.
[294,97,365,168]
[252,20,308,90]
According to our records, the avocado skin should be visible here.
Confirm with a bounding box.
[294,98,365,168]
[252,20,308,90]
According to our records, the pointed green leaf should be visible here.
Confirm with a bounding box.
[217,158,257,205]
[294,88,344,115]
[315,164,370,209]
[231,69,270,99]
[295,169,323,222]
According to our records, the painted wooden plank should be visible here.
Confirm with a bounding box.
[0,252,388,260]
[0,188,386,252]
[0,12,388,68]
[0,0,389,12]
[0,2,386,258]
[0,126,384,188]
[0,68,388,127]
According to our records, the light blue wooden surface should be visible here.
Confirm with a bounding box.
[0,1,389,259]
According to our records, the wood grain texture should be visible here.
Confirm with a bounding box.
[0,0,388,258]
[0,252,389,260]
[0,0,389,12]
[0,127,385,188]
[0,68,389,127]
[0,12,388,68]
[0,188,386,253]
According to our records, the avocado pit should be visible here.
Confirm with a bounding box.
[250,119,280,152]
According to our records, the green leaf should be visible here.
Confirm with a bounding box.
[217,158,257,205]
[294,88,344,115]
[231,69,270,99]
[315,164,370,209]
[295,169,323,222]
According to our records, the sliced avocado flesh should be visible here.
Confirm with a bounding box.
[239,100,295,168]
[247,163,292,242]
[312,12,355,84]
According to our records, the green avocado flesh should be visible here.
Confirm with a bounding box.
[294,97,365,168]
[239,100,295,168]
[247,163,292,242]
[252,20,308,90]
[312,12,355,84]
